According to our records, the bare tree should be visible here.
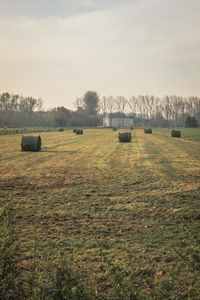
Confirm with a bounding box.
[105,96,116,127]
[0,92,11,111]
[128,96,138,126]
[137,96,146,119]
[106,96,115,114]
[114,96,128,126]
[99,96,108,116]
[145,95,155,119]
[74,97,84,111]
[18,96,41,121]
[114,96,127,113]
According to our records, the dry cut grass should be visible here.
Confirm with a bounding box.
[0,128,200,297]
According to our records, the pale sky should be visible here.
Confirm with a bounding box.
[0,0,200,109]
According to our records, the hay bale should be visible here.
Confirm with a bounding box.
[113,127,117,131]
[130,127,134,130]
[73,129,77,133]
[58,128,64,131]
[171,130,181,137]
[76,129,83,135]
[118,132,131,142]
[144,128,152,134]
[21,135,41,151]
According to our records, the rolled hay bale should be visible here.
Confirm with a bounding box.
[118,132,131,142]
[76,129,83,135]
[130,127,134,130]
[171,130,181,138]
[113,127,117,131]
[58,127,64,131]
[73,129,77,133]
[21,135,41,151]
[144,128,152,134]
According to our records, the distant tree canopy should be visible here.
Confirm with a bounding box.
[52,107,71,127]
[0,92,43,126]
[98,95,200,127]
[51,106,99,127]
[1,91,200,128]
[0,92,42,115]
[74,91,100,115]
[83,91,100,115]
[0,91,100,127]
[185,116,198,128]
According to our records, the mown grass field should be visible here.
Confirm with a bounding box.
[0,128,200,298]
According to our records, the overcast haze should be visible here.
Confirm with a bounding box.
[0,0,200,109]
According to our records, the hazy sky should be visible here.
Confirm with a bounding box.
[0,0,200,109]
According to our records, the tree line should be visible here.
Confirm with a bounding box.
[95,95,200,127]
[74,92,200,127]
[0,91,199,127]
[0,92,98,127]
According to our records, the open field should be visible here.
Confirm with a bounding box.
[0,128,200,298]
[154,127,200,142]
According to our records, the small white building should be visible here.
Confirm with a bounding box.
[103,114,134,128]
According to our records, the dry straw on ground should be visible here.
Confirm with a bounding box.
[21,135,41,151]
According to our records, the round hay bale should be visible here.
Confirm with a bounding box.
[171,130,181,137]
[113,127,117,131]
[73,129,77,133]
[58,127,64,131]
[76,129,83,135]
[118,132,131,142]
[144,128,152,134]
[21,135,41,151]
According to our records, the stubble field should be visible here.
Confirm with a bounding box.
[0,128,200,299]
